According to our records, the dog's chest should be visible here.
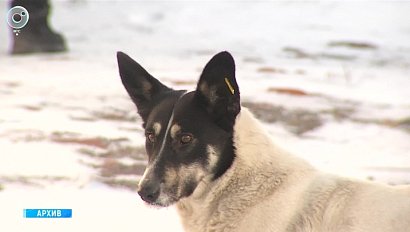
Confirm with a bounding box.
[177,201,240,232]
[176,169,287,232]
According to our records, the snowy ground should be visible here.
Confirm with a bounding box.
[0,1,410,231]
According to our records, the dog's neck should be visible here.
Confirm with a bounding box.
[176,108,314,232]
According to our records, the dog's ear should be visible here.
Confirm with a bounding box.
[195,51,240,132]
[117,52,171,122]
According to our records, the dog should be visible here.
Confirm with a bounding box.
[116,51,410,232]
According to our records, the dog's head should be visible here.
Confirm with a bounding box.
[117,51,241,207]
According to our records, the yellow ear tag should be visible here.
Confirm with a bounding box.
[224,77,235,95]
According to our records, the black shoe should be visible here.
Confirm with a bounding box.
[12,27,67,54]
[10,0,67,54]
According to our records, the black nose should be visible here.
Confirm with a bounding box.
[138,182,160,204]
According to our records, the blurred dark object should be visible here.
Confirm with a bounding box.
[10,0,67,54]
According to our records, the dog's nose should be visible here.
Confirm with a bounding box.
[138,182,160,204]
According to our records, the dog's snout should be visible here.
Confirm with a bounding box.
[138,181,160,203]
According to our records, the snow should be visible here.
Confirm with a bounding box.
[271,121,410,184]
[0,184,183,232]
[0,1,409,231]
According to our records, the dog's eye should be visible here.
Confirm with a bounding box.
[146,132,155,143]
[180,134,193,144]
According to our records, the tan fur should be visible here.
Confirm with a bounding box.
[163,164,207,206]
[171,124,181,139]
[206,145,219,171]
[153,122,162,135]
[176,108,410,232]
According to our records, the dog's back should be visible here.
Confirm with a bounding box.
[274,174,410,232]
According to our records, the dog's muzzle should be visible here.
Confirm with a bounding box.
[138,179,160,204]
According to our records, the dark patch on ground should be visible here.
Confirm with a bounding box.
[100,159,145,177]
[79,144,146,160]
[257,67,287,74]
[192,49,218,56]
[0,129,61,143]
[69,116,96,122]
[51,131,128,149]
[320,107,356,121]
[0,81,20,88]
[91,107,139,122]
[352,117,410,133]
[0,176,70,187]
[283,47,311,59]
[169,80,197,86]
[267,87,311,96]
[397,118,410,132]
[244,100,410,135]
[295,69,306,75]
[49,131,147,191]
[68,106,140,123]
[243,56,264,64]
[319,53,356,61]
[78,142,147,191]
[100,178,138,190]
[243,101,323,135]
[0,81,20,95]
[328,41,378,50]
[20,105,43,111]
[282,46,356,61]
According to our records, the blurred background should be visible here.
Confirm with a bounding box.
[0,0,409,231]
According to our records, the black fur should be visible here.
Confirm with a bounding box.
[195,51,241,132]
[117,52,174,126]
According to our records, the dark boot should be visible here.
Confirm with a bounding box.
[10,0,67,54]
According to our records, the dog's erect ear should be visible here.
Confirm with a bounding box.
[117,52,171,122]
[195,51,240,132]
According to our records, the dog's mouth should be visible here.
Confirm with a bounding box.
[144,200,174,208]
[138,182,180,207]
[139,179,204,207]
[140,192,179,207]
[137,169,208,207]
